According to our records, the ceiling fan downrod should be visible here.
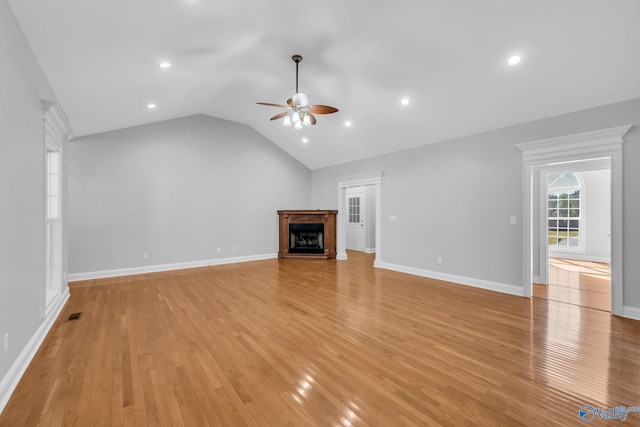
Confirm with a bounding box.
[292,55,302,94]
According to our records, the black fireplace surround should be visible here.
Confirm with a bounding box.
[289,223,324,254]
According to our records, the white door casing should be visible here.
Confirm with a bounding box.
[516,125,631,317]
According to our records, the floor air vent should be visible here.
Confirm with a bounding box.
[67,312,83,321]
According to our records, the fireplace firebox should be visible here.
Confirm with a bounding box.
[289,223,324,254]
[277,210,337,259]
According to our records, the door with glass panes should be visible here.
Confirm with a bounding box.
[346,190,365,251]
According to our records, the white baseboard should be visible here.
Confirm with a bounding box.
[375,262,524,297]
[68,253,278,282]
[364,248,376,254]
[623,306,640,321]
[0,286,70,414]
[374,262,640,320]
[548,253,610,263]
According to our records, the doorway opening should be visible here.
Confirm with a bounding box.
[335,172,383,266]
[533,164,612,311]
[516,125,630,316]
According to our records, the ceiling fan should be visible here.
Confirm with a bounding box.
[257,55,338,129]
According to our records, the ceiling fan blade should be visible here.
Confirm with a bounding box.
[270,112,288,121]
[308,113,317,125]
[308,105,339,114]
[287,98,294,107]
[256,102,288,108]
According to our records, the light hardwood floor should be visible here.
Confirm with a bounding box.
[534,258,611,312]
[1,251,639,426]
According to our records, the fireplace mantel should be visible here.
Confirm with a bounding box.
[278,210,337,259]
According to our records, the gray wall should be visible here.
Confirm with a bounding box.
[2,0,640,404]
[582,170,611,260]
[311,98,640,309]
[68,115,311,274]
[0,0,58,385]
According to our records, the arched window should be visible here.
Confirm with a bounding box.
[547,172,581,248]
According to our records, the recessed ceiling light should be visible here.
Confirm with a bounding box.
[159,62,171,69]
[508,55,521,66]
[344,121,352,127]
[400,98,410,106]
[147,103,157,109]
[302,138,308,143]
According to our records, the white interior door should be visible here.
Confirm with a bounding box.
[346,190,365,251]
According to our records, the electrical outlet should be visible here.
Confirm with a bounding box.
[216,248,221,253]
[3,333,8,354]
[233,246,237,252]
[437,257,443,265]
[143,252,149,260]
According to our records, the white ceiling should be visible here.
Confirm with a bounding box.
[8,0,640,169]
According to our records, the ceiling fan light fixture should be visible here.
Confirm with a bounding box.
[256,55,338,129]
[292,92,309,106]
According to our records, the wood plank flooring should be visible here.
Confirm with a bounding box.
[533,258,611,312]
[2,251,640,426]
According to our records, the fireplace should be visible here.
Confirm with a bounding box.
[289,223,324,254]
[277,210,337,259]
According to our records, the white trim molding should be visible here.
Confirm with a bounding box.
[335,172,383,188]
[377,262,524,297]
[516,124,632,317]
[623,306,640,322]
[68,253,278,282]
[515,125,631,161]
[335,172,383,265]
[42,100,74,143]
[0,287,70,414]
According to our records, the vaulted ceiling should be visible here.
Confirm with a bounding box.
[8,0,640,169]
